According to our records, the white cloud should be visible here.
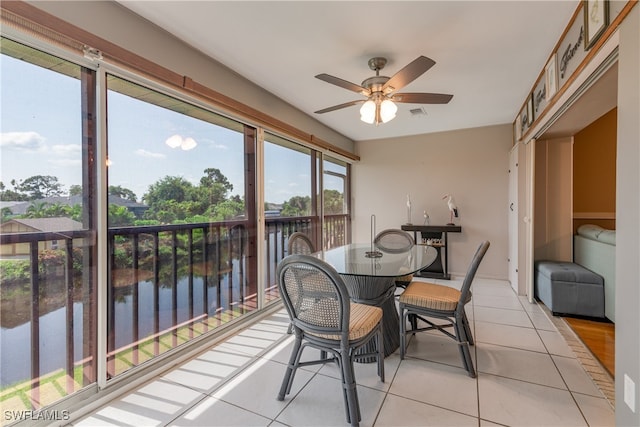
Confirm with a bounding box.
[0,131,46,151]
[288,182,299,187]
[135,149,166,159]
[165,134,182,148]
[275,188,293,197]
[49,158,82,167]
[200,137,227,150]
[51,144,81,155]
[181,137,197,151]
[165,134,198,150]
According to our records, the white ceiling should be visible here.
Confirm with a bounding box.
[117,1,579,142]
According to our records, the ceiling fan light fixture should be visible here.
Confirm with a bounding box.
[316,56,451,126]
[360,99,376,124]
[380,99,397,123]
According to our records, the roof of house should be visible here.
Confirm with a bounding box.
[2,195,147,215]
[2,217,84,233]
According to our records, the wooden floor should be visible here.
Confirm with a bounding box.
[563,317,615,377]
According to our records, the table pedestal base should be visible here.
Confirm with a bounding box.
[340,275,399,361]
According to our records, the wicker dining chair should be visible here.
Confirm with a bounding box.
[277,255,385,427]
[374,228,415,289]
[285,232,317,334]
[287,231,315,255]
[399,241,490,378]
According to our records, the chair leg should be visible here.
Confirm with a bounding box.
[278,336,302,400]
[377,323,385,382]
[462,312,474,346]
[410,313,418,331]
[454,321,476,378]
[399,305,407,360]
[340,351,360,427]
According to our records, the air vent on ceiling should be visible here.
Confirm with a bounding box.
[409,107,427,116]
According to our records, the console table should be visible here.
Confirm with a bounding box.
[401,224,462,280]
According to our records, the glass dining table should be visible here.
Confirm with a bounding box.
[312,243,437,359]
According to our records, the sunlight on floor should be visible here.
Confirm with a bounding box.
[71,278,615,427]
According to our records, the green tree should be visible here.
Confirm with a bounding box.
[109,204,136,226]
[209,196,245,221]
[69,185,82,196]
[281,195,311,217]
[15,175,63,199]
[0,181,28,201]
[144,176,193,206]
[192,167,234,213]
[1,207,13,221]
[24,201,50,218]
[69,204,83,222]
[43,202,71,217]
[323,189,344,214]
[109,185,138,202]
[151,200,201,223]
[142,169,239,223]
[144,176,194,221]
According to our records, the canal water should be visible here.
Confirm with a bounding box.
[0,274,243,388]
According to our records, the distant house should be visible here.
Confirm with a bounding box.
[0,201,27,212]
[0,217,83,258]
[2,195,148,218]
[106,195,149,218]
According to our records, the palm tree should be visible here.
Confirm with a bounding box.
[1,207,13,221]
[43,202,70,217]
[24,201,49,218]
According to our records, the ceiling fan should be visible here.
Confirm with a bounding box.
[314,56,453,125]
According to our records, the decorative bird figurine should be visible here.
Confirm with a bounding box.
[442,194,458,225]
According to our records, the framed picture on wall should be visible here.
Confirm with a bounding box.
[514,115,522,142]
[519,104,528,134]
[545,53,558,101]
[584,0,609,50]
[527,94,534,125]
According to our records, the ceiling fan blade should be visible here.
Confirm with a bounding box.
[314,100,365,114]
[382,56,436,93]
[392,92,453,104]
[315,73,370,95]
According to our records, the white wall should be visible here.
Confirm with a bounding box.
[352,124,513,280]
[534,137,574,262]
[616,4,640,425]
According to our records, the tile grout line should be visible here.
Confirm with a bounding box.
[515,290,615,409]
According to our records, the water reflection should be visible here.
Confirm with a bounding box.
[0,272,242,387]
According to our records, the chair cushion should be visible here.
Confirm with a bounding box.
[311,303,382,341]
[396,274,414,285]
[399,281,460,311]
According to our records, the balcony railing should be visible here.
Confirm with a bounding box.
[0,229,96,410]
[0,213,348,411]
[106,219,253,378]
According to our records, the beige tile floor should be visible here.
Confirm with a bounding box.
[72,278,615,427]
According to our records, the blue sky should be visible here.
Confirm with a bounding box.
[1,53,343,204]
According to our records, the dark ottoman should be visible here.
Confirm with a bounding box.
[535,261,604,318]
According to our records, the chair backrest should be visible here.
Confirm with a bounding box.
[374,229,414,253]
[277,254,350,341]
[458,241,490,312]
[288,232,315,255]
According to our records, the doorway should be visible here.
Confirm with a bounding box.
[534,62,618,378]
